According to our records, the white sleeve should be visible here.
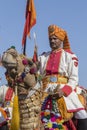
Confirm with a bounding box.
[67,53,79,90]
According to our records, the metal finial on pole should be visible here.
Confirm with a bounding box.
[33,32,37,45]
[33,32,38,53]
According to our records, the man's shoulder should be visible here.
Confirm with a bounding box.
[64,49,77,57]
[64,49,78,62]
[64,49,74,54]
[40,51,50,56]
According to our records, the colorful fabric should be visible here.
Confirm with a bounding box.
[22,0,36,46]
[41,95,66,130]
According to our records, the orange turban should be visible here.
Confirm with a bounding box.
[48,24,71,50]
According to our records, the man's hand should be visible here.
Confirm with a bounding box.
[52,89,64,99]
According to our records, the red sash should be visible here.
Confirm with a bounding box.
[5,87,13,101]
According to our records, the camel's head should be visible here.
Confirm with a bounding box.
[2,46,18,69]
[2,46,40,90]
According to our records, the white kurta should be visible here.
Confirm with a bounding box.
[38,49,87,119]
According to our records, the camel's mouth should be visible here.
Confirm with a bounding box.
[2,52,18,68]
[2,61,17,68]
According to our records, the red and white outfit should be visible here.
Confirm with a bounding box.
[38,48,87,119]
[0,85,14,120]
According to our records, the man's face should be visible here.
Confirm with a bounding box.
[49,35,62,50]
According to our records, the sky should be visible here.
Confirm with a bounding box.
[0,0,87,88]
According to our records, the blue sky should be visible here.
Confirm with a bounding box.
[0,0,87,88]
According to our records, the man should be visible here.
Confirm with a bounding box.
[0,107,9,130]
[0,85,14,129]
[38,24,87,130]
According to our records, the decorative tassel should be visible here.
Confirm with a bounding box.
[10,86,20,130]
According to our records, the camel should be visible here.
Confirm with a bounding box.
[1,46,43,130]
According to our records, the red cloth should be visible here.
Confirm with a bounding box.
[62,85,72,96]
[33,44,38,63]
[46,49,62,75]
[64,119,77,130]
[5,87,13,101]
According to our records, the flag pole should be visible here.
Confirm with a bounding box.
[33,32,38,63]
[23,40,26,55]
[22,0,36,56]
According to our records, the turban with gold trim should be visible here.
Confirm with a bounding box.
[48,24,71,50]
